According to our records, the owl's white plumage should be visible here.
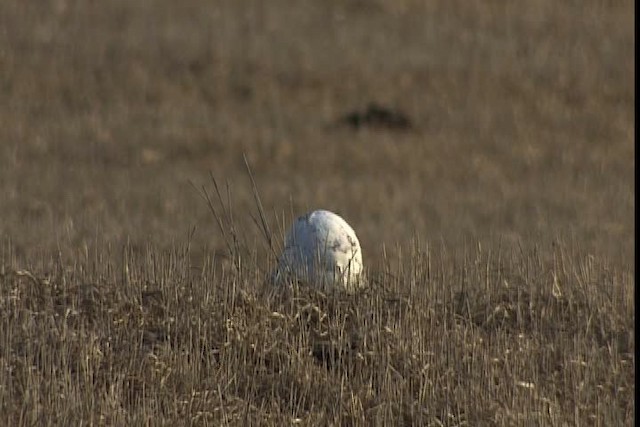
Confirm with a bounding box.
[273,210,364,291]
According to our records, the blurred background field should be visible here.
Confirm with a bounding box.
[0,0,634,268]
[0,0,635,425]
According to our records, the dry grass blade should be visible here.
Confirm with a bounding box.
[190,175,243,274]
[210,173,242,261]
[193,160,280,281]
[243,153,275,255]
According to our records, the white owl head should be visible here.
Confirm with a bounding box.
[272,210,365,292]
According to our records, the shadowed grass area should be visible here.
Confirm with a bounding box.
[0,243,633,425]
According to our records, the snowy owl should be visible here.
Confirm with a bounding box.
[272,210,364,291]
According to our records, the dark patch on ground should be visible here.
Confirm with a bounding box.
[337,103,413,130]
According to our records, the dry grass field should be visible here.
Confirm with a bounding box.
[0,0,634,425]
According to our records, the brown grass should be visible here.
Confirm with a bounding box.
[0,241,634,425]
[0,0,634,425]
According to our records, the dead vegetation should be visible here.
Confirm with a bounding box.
[0,241,633,425]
